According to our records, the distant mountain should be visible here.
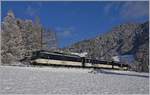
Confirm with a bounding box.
[64,21,149,72]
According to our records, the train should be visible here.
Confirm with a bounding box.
[30,50,130,69]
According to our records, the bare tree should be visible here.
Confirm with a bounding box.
[42,28,58,50]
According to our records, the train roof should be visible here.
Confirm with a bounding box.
[34,50,81,58]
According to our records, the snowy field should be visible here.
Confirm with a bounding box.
[0,66,149,94]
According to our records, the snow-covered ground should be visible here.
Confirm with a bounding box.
[0,66,149,94]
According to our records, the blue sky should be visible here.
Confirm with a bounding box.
[1,1,149,48]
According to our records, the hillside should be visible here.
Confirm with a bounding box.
[64,22,149,72]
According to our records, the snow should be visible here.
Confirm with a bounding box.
[70,52,88,57]
[112,55,135,64]
[0,66,149,94]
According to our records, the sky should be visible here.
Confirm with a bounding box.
[1,1,149,48]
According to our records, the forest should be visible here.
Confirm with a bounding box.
[1,10,58,65]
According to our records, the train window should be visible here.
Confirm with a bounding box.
[39,53,45,58]
[32,52,37,57]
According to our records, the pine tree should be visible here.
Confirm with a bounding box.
[1,10,24,64]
